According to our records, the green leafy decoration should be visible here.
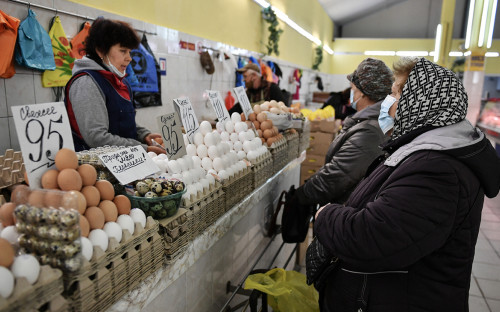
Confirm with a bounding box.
[262,6,283,56]
[312,45,323,70]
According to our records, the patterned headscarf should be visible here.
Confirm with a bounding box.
[392,58,468,139]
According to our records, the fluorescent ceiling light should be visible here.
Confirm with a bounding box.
[364,50,396,56]
[465,0,476,49]
[396,51,429,56]
[323,45,334,55]
[464,51,472,56]
[486,52,500,57]
[449,51,464,57]
[434,24,442,62]
[253,0,270,8]
[487,0,498,48]
[478,0,489,47]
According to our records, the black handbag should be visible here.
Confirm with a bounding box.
[305,237,340,292]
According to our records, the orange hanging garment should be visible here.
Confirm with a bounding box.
[70,21,91,59]
[0,10,20,78]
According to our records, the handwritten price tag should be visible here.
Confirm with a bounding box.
[206,90,230,123]
[98,146,160,185]
[233,86,253,118]
[11,102,74,189]
[173,97,199,144]
[157,113,186,160]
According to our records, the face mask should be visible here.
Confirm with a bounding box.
[106,56,126,78]
[350,89,360,110]
[378,95,397,134]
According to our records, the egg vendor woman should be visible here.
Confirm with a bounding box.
[64,18,164,153]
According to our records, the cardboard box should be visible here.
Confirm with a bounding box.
[308,132,335,156]
[304,154,324,167]
[300,163,321,185]
[310,119,341,134]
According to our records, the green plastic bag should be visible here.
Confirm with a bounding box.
[244,268,319,312]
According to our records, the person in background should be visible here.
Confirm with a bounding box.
[237,63,287,104]
[292,58,393,206]
[64,18,163,153]
[313,57,500,311]
[321,87,356,121]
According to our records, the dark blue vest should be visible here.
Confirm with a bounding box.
[64,70,138,151]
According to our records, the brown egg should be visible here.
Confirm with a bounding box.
[248,113,256,122]
[23,171,29,185]
[11,184,30,204]
[260,120,272,131]
[41,169,59,189]
[240,113,246,121]
[44,191,62,208]
[257,129,263,138]
[84,206,105,230]
[79,215,90,237]
[267,137,276,147]
[263,129,273,139]
[261,137,266,144]
[78,164,97,186]
[245,121,253,129]
[0,202,16,226]
[113,195,131,215]
[256,112,267,123]
[95,180,114,201]
[272,126,279,136]
[253,104,262,114]
[0,238,15,267]
[61,190,87,214]
[28,190,46,208]
[54,148,78,171]
[99,200,118,222]
[57,169,82,191]
[81,186,100,207]
[252,120,260,130]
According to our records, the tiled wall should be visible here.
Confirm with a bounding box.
[0,0,348,155]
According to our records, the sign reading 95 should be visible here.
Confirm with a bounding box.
[11,102,75,189]
[173,97,199,144]
[156,112,186,160]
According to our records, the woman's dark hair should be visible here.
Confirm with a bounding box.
[85,18,140,62]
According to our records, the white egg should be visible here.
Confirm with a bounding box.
[103,222,122,243]
[130,208,147,228]
[193,182,203,194]
[225,120,235,133]
[186,144,197,156]
[177,158,187,172]
[216,143,225,157]
[229,151,238,164]
[183,155,194,170]
[203,132,215,146]
[218,170,229,180]
[11,254,40,284]
[192,156,202,168]
[117,214,135,236]
[201,157,213,171]
[197,168,206,180]
[81,237,93,261]
[221,154,230,167]
[238,132,248,142]
[246,129,255,139]
[200,178,209,191]
[147,151,157,158]
[157,153,168,160]
[247,150,258,162]
[237,151,246,160]
[231,163,241,174]
[243,141,253,153]
[1,226,19,245]
[193,132,204,146]
[220,131,230,142]
[252,137,263,149]
[230,132,239,143]
[89,229,109,252]
[226,141,234,151]
[197,144,208,158]
[199,120,212,135]
[221,142,231,154]
[234,122,247,133]
[231,112,242,123]
[216,121,225,133]
[226,167,234,177]
[212,131,221,145]
[167,160,181,174]
[172,173,183,180]
[187,169,197,183]
[205,173,215,185]
[233,141,243,152]
[182,171,193,185]
[156,160,168,172]
[259,146,268,154]
[212,157,224,172]
[238,160,248,169]
[0,266,14,298]
[208,145,219,159]
[183,134,190,146]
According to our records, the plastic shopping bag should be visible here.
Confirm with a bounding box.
[70,21,91,59]
[244,268,319,312]
[15,9,56,71]
[0,10,20,78]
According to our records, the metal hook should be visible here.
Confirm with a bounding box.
[28,2,31,10]
[55,9,58,16]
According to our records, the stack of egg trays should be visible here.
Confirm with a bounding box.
[269,137,288,174]
[284,131,300,163]
[127,230,164,291]
[0,149,25,191]
[250,151,273,189]
[222,166,253,212]
[0,265,63,312]
[160,208,191,264]
[210,184,226,222]
[63,217,160,312]
[298,120,311,153]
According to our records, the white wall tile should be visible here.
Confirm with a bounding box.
[5,73,35,116]
[0,118,11,154]
[0,80,7,118]
[33,72,56,104]
[8,117,20,151]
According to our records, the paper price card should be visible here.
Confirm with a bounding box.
[233,86,253,118]
[206,90,230,123]
[157,112,186,160]
[11,102,75,189]
[173,97,199,144]
[98,146,160,185]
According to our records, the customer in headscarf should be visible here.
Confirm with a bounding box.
[311,57,500,311]
[292,58,393,206]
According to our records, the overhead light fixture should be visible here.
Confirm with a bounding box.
[487,0,498,48]
[464,51,472,56]
[434,24,442,62]
[396,51,429,56]
[465,0,476,49]
[323,46,334,54]
[485,52,500,57]
[253,0,270,8]
[478,0,489,47]
[364,51,396,56]
[449,51,464,57]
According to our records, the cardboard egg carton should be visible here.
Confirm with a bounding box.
[284,130,300,162]
[180,179,222,207]
[0,149,25,189]
[222,166,252,212]
[269,137,288,174]
[0,265,63,312]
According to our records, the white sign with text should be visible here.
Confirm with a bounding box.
[206,90,230,123]
[233,86,253,118]
[173,97,199,144]
[156,112,186,160]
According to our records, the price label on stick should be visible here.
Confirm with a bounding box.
[98,146,160,185]
[206,90,230,123]
[233,86,253,118]
[11,102,75,189]
[173,97,199,144]
[157,112,186,160]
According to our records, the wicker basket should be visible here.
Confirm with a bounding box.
[250,151,273,189]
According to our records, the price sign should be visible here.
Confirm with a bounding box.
[233,86,253,118]
[156,112,186,160]
[98,146,160,185]
[173,97,199,144]
[11,102,74,189]
[206,90,230,123]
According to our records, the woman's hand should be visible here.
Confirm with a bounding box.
[316,204,328,219]
[147,145,166,155]
[144,133,162,146]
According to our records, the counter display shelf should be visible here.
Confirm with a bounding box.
[478,100,500,144]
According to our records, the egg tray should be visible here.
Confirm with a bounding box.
[284,131,300,163]
[159,208,191,262]
[222,166,252,212]
[125,188,186,220]
[269,137,288,174]
[0,149,25,190]
[298,121,311,153]
[0,265,63,312]
[250,151,273,189]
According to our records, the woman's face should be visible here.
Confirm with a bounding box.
[389,74,408,117]
[102,44,132,73]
